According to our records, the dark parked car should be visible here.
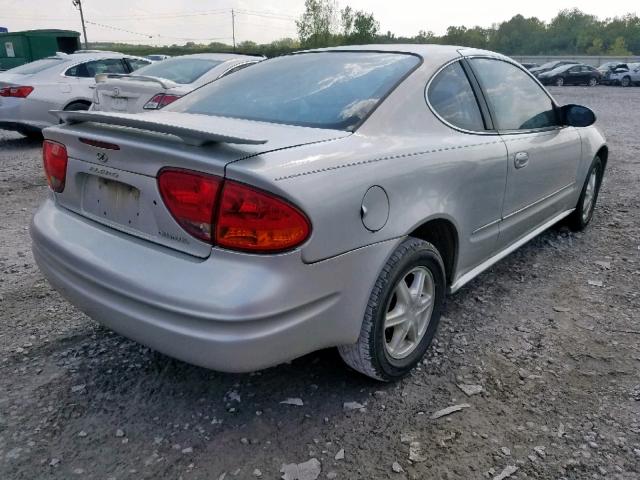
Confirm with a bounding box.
[538,64,601,87]
[529,60,579,78]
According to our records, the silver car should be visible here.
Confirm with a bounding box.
[91,53,263,113]
[31,45,607,381]
[0,52,150,137]
[609,63,640,87]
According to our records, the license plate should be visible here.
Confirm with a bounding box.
[111,97,127,111]
[81,175,141,228]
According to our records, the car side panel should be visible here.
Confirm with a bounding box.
[226,53,510,284]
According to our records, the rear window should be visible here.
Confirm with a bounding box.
[170,52,420,130]
[7,58,64,75]
[135,58,223,84]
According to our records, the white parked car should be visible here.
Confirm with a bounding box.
[609,63,640,87]
[91,53,263,113]
[0,52,151,138]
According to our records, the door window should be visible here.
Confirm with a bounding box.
[427,61,485,131]
[470,58,558,131]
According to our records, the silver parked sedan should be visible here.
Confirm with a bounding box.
[91,53,263,113]
[0,52,150,137]
[31,45,607,381]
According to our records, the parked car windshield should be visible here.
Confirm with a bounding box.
[171,51,420,130]
[7,58,64,75]
[134,57,223,84]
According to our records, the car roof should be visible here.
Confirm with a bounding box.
[296,44,512,62]
[162,53,263,61]
[46,51,142,62]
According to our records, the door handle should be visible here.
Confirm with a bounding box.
[514,152,529,169]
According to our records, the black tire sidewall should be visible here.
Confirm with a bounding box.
[574,157,603,229]
[64,102,90,111]
[371,243,446,379]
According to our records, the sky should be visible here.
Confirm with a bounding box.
[1,0,638,46]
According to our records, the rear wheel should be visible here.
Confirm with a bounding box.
[17,129,43,140]
[567,156,603,231]
[63,101,91,111]
[621,76,631,87]
[555,77,564,87]
[338,238,446,381]
[588,77,598,87]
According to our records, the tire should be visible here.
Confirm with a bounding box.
[555,77,564,87]
[567,156,603,231]
[588,77,598,87]
[338,238,446,381]
[63,101,91,111]
[17,129,43,140]
[621,76,631,87]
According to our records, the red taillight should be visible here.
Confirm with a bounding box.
[216,180,311,253]
[143,93,181,110]
[157,169,311,252]
[158,169,222,242]
[0,86,34,98]
[42,140,68,193]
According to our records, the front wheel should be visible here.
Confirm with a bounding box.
[567,157,603,231]
[555,77,564,87]
[588,77,598,87]
[338,238,446,381]
[621,76,631,87]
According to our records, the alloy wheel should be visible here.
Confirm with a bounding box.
[582,169,598,223]
[383,267,435,360]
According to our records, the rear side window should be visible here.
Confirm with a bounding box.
[427,61,485,131]
[135,58,223,84]
[66,59,127,77]
[126,58,151,72]
[170,52,420,131]
[470,58,558,131]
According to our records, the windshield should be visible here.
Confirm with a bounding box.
[170,51,420,130]
[134,57,223,84]
[7,58,64,75]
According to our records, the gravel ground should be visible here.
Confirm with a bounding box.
[1,86,639,480]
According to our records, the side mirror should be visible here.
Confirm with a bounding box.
[560,104,596,127]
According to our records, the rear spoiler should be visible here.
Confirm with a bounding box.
[94,73,178,90]
[53,110,268,146]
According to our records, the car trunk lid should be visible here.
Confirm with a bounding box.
[45,111,350,258]
[93,74,182,113]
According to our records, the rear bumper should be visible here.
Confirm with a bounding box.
[31,197,397,372]
[0,96,56,131]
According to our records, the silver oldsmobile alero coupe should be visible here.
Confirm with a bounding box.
[31,45,607,381]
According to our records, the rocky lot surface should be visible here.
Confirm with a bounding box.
[1,86,639,480]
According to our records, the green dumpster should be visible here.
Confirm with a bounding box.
[0,29,80,71]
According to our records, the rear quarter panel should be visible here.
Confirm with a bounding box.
[226,55,510,282]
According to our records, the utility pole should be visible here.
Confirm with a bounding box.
[231,9,236,51]
[72,0,88,49]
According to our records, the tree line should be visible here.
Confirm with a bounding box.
[90,3,640,58]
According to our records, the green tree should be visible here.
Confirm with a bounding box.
[296,0,339,48]
[490,15,546,54]
[341,6,379,44]
[608,36,632,55]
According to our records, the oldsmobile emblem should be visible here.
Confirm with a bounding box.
[113,87,120,97]
[96,152,108,163]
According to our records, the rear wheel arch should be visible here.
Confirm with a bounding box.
[408,218,458,286]
[596,145,608,172]
[63,99,92,111]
